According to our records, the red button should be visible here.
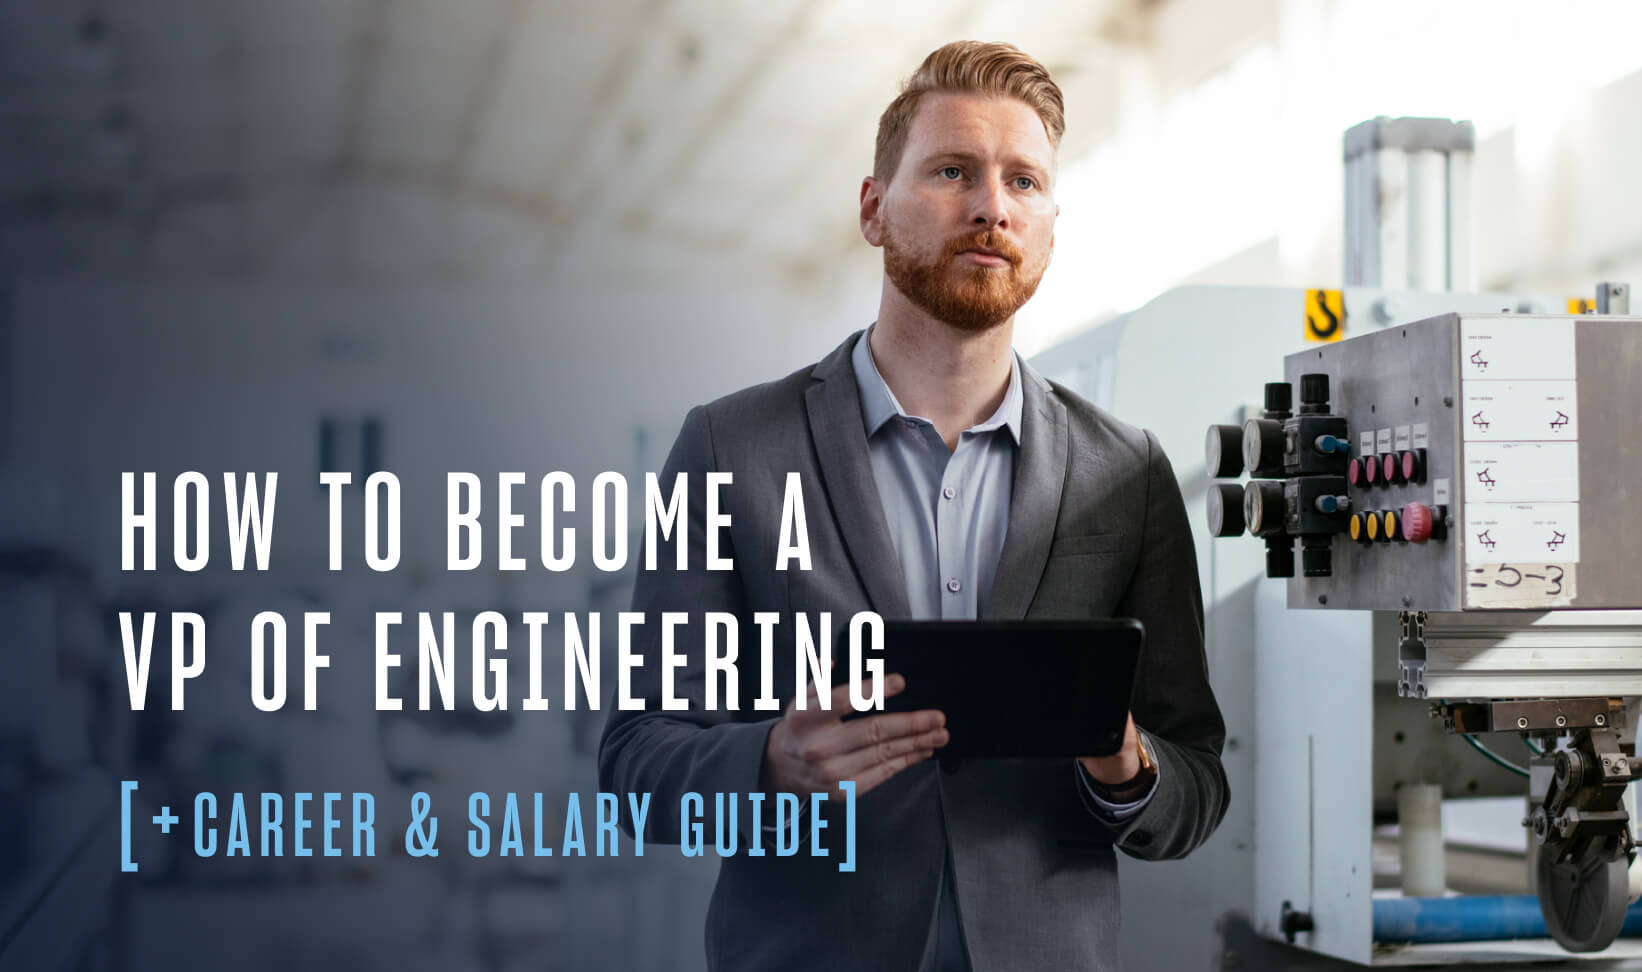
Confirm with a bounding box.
[1401,503,1434,543]
[1364,455,1379,485]
[1348,458,1364,487]
[1381,452,1402,484]
[1401,449,1426,484]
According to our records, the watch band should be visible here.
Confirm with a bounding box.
[1086,732,1157,803]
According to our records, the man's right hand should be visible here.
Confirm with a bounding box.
[763,673,948,798]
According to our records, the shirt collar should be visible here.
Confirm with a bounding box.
[851,324,1024,445]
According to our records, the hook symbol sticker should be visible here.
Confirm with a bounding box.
[1304,289,1344,343]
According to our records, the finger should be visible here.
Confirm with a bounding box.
[832,708,945,757]
[825,670,905,712]
[785,675,844,727]
[791,705,943,764]
[848,748,936,799]
[825,725,949,780]
[791,671,904,728]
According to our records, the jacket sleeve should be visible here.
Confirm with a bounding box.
[597,404,778,847]
[1087,428,1229,860]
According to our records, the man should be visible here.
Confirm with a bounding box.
[600,40,1227,971]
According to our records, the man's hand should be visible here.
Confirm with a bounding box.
[1078,711,1141,785]
[764,673,948,798]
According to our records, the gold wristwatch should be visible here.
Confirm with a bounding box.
[1091,732,1157,803]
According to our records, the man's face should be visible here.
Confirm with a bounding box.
[864,92,1058,333]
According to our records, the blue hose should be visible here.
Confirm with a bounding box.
[1374,895,1642,943]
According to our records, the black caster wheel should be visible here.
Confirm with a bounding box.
[1535,838,1630,953]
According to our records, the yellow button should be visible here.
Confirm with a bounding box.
[1366,511,1381,540]
[1383,510,1399,542]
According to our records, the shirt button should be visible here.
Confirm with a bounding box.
[946,578,962,593]
[941,486,956,500]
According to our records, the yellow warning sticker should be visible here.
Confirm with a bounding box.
[1567,298,1594,314]
[1306,289,1344,342]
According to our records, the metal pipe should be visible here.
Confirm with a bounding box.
[1374,896,1642,944]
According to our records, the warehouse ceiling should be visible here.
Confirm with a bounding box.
[0,0,1151,283]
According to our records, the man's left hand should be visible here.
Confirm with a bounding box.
[1078,712,1141,785]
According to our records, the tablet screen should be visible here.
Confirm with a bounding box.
[833,619,1144,759]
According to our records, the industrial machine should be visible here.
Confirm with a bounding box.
[1207,300,1642,955]
[1032,118,1642,968]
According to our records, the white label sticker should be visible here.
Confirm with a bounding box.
[1360,430,1375,456]
[1464,502,1580,563]
[1433,478,1451,505]
[1465,563,1577,609]
[1461,381,1578,442]
[1462,442,1580,503]
[1376,428,1392,454]
[1460,314,1581,578]
[1412,423,1430,449]
[1460,318,1576,380]
[1394,425,1412,451]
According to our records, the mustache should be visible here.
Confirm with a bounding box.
[939,230,1023,266]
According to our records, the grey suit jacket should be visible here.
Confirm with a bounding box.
[599,330,1228,971]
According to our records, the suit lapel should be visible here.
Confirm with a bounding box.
[805,332,913,619]
[981,360,1068,619]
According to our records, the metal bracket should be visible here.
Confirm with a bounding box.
[1396,610,1428,698]
[1529,728,1636,860]
[1595,281,1631,315]
[1439,698,1624,734]
[1396,611,1642,700]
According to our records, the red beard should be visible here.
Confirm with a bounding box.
[882,225,1045,332]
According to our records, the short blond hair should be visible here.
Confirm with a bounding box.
[873,41,1065,184]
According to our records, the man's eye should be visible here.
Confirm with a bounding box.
[1014,176,1036,190]
[940,166,963,180]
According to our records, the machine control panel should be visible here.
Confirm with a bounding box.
[1203,311,1642,612]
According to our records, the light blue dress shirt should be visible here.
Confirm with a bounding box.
[849,326,1155,971]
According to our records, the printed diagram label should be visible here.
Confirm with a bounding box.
[1460,318,1576,380]
[1460,315,1582,604]
[1461,381,1578,442]
[1465,503,1580,563]
[1463,442,1580,503]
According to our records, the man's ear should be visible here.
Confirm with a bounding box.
[860,176,885,247]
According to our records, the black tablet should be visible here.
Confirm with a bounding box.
[834,619,1145,760]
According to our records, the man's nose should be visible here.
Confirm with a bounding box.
[969,176,1010,229]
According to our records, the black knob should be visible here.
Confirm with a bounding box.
[1205,424,1244,478]
[1280,901,1315,944]
[1242,418,1287,478]
[1243,479,1287,537]
[1299,373,1331,414]
[1264,382,1293,418]
[1207,483,1246,537]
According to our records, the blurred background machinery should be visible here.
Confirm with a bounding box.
[11,2,1642,970]
[1033,116,1642,967]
